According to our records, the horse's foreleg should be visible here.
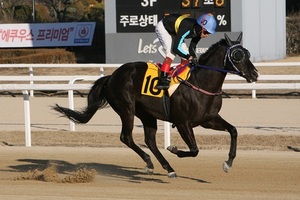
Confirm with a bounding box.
[201,115,237,173]
[168,123,199,158]
[224,125,237,172]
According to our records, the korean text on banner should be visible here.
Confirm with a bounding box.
[0,22,96,48]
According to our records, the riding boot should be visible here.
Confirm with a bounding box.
[156,71,170,89]
[156,57,172,89]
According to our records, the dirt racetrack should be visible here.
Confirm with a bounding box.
[0,147,299,200]
[0,97,300,199]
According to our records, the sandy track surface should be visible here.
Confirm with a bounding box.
[0,147,299,200]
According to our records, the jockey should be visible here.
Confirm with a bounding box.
[155,13,217,89]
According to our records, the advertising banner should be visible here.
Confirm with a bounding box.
[0,22,96,48]
[106,0,232,63]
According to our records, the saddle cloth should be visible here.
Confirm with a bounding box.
[141,62,190,98]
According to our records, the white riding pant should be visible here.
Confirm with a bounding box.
[155,20,189,60]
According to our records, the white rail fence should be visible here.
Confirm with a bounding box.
[1,62,300,147]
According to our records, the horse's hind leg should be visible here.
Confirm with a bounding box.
[138,114,176,178]
[118,112,155,174]
[201,115,237,173]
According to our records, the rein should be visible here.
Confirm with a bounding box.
[176,75,222,96]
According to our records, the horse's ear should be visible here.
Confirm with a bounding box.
[236,32,243,43]
[224,33,233,46]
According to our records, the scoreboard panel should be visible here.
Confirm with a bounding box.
[116,0,231,33]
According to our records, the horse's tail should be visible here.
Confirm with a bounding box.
[53,76,110,123]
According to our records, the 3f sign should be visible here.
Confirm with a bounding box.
[141,0,157,7]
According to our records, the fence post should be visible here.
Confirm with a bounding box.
[68,88,76,131]
[100,67,104,77]
[251,82,257,98]
[22,90,31,147]
[164,122,170,149]
[68,77,84,131]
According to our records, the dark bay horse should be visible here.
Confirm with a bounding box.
[54,33,258,178]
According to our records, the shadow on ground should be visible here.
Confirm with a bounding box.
[2,158,210,184]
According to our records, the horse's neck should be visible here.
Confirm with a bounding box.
[192,67,226,91]
[194,45,228,91]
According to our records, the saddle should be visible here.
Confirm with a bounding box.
[155,62,191,95]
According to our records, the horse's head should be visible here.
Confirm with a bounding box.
[224,33,259,83]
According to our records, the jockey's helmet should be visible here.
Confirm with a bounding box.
[197,13,217,34]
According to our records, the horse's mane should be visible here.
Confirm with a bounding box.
[198,39,227,64]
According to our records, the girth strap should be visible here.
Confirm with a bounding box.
[162,92,170,120]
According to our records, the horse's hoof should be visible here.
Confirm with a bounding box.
[168,172,177,178]
[145,166,153,175]
[167,146,178,154]
[222,161,231,173]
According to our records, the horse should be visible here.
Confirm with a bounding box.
[53,33,258,178]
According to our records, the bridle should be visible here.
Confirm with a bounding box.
[223,44,251,76]
[177,44,250,96]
